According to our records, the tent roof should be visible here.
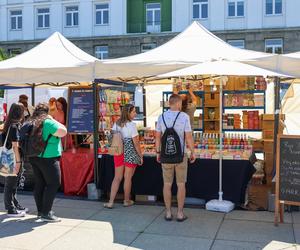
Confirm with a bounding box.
[0,32,100,84]
[242,51,300,78]
[159,60,288,78]
[102,22,275,79]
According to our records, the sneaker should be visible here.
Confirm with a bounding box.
[7,210,26,217]
[15,205,29,213]
[41,211,61,223]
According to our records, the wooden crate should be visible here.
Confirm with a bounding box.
[262,114,285,121]
[224,77,235,90]
[262,122,274,130]
[253,140,264,152]
[135,195,157,202]
[264,153,274,174]
[263,130,274,139]
[234,76,248,90]
[263,141,274,153]
[204,93,220,106]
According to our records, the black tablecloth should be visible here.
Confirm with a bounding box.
[98,155,255,205]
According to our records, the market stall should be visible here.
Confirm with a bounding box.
[97,75,283,207]
[0,32,119,195]
[95,22,291,208]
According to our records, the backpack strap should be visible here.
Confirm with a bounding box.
[40,134,53,157]
[172,112,181,128]
[162,113,168,129]
[162,112,181,130]
[3,126,11,148]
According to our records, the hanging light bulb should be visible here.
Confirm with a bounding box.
[210,77,214,86]
[212,85,217,92]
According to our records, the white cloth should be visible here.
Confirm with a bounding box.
[156,110,192,151]
[112,121,138,139]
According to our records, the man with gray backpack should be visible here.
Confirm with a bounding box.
[156,94,195,222]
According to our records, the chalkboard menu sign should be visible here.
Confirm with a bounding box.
[279,136,300,202]
[275,135,300,225]
[67,87,94,134]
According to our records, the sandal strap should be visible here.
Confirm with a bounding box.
[124,200,134,206]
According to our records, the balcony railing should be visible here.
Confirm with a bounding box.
[127,21,171,34]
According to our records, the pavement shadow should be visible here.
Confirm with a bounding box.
[0,214,47,238]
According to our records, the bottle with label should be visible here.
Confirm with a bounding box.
[223,134,227,149]
[240,133,245,150]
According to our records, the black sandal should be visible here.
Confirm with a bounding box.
[176,215,188,222]
[164,214,173,221]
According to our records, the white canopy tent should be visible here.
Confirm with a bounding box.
[159,60,287,78]
[242,52,300,78]
[281,82,300,134]
[101,21,275,79]
[0,32,100,84]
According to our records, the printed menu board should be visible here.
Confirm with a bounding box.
[67,88,94,133]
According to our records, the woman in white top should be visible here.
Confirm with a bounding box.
[104,104,143,209]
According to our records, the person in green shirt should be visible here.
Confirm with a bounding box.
[29,103,67,222]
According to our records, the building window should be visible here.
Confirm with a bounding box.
[10,10,22,30]
[265,38,283,54]
[95,3,109,25]
[37,8,50,28]
[193,0,208,19]
[227,39,245,49]
[141,43,156,53]
[266,0,282,15]
[8,48,21,56]
[66,6,79,27]
[146,3,161,33]
[95,46,108,60]
[228,0,244,17]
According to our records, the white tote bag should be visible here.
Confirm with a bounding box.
[0,127,17,177]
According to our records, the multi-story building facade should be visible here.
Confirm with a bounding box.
[0,0,300,59]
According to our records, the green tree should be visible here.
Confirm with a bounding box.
[0,48,9,61]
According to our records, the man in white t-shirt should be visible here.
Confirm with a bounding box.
[156,94,195,222]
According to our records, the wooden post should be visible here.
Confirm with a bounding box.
[92,82,99,186]
[275,135,280,226]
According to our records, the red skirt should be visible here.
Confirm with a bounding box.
[113,154,137,168]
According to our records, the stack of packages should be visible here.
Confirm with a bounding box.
[233,114,241,129]
[254,94,264,106]
[242,111,248,129]
[243,111,260,129]
[255,77,267,90]
[248,112,255,129]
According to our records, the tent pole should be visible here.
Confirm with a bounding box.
[142,86,146,127]
[206,76,234,212]
[219,77,223,201]
[272,77,281,177]
[92,81,99,188]
[31,84,35,106]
